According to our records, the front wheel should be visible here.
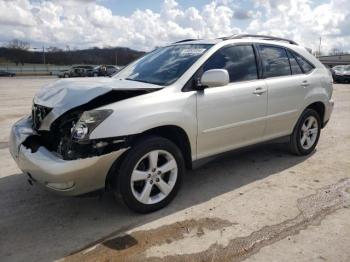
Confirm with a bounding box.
[289,109,321,155]
[113,136,185,213]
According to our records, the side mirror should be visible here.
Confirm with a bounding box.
[199,69,229,89]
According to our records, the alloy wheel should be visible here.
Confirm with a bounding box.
[300,115,319,150]
[130,150,178,205]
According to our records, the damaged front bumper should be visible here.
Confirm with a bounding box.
[9,116,127,196]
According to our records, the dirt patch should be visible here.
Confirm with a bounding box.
[65,217,233,261]
[65,178,350,262]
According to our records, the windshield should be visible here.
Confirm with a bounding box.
[114,44,212,86]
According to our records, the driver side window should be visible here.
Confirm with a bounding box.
[203,45,258,83]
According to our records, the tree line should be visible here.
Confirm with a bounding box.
[0,39,145,65]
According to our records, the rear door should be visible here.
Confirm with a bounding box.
[196,44,268,158]
[258,45,309,140]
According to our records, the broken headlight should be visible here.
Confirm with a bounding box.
[72,109,113,141]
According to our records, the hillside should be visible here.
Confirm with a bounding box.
[0,47,145,65]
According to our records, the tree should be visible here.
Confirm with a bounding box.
[328,47,345,56]
[6,39,30,50]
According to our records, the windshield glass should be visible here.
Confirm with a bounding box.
[114,44,212,86]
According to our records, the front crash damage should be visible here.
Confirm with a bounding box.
[9,78,161,195]
[9,116,128,195]
[27,78,160,160]
[28,89,143,160]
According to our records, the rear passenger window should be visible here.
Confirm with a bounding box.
[203,45,258,82]
[292,52,314,73]
[286,50,303,75]
[258,45,291,78]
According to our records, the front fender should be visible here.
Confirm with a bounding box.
[90,90,197,158]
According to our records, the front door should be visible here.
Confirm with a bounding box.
[196,44,268,159]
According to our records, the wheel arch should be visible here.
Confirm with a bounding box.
[304,101,326,128]
[105,125,193,190]
[141,125,192,169]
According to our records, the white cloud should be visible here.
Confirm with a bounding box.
[0,0,349,54]
[250,0,350,53]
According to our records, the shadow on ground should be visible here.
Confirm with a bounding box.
[0,142,311,262]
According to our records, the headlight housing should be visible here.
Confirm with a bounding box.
[72,109,113,141]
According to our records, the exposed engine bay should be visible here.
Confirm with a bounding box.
[22,89,156,160]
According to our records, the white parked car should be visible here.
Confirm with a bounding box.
[10,35,334,213]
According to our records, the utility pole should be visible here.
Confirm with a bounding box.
[42,45,46,64]
[318,36,322,58]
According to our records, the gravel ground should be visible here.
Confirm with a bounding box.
[0,77,349,262]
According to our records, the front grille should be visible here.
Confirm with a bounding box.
[31,104,52,130]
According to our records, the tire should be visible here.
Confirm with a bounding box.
[64,74,69,78]
[93,73,98,77]
[289,108,321,156]
[113,136,185,213]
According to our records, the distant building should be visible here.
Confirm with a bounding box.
[318,54,350,68]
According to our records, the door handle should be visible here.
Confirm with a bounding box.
[301,81,309,88]
[253,87,266,95]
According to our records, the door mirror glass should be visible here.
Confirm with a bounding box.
[200,69,229,88]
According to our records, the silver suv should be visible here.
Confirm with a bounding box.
[10,35,334,213]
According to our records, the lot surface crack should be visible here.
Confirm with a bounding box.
[64,178,350,262]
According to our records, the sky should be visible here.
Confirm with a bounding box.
[0,0,349,53]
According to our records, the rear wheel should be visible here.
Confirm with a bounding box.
[113,136,185,213]
[289,109,321,155]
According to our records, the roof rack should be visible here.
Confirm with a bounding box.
[219,34,298,45]
[172,39,199,44]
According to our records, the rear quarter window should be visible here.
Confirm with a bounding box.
[286,50,303,75]
[292,51,315,73]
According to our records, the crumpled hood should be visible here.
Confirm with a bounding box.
[34,77,161,130]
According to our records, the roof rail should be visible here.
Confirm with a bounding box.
[220,34,298,45]
[172,39,199,44]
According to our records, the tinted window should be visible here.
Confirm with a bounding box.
[259,45,291,78]
[293,52,314,73]
[286,50,303,75]
[203,45,258,82]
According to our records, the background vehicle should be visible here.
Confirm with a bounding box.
[88,65,120,77]
[10,35,334,213]
[331,65,350,83]
[0,70,15,77]
[58,65,94,78]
